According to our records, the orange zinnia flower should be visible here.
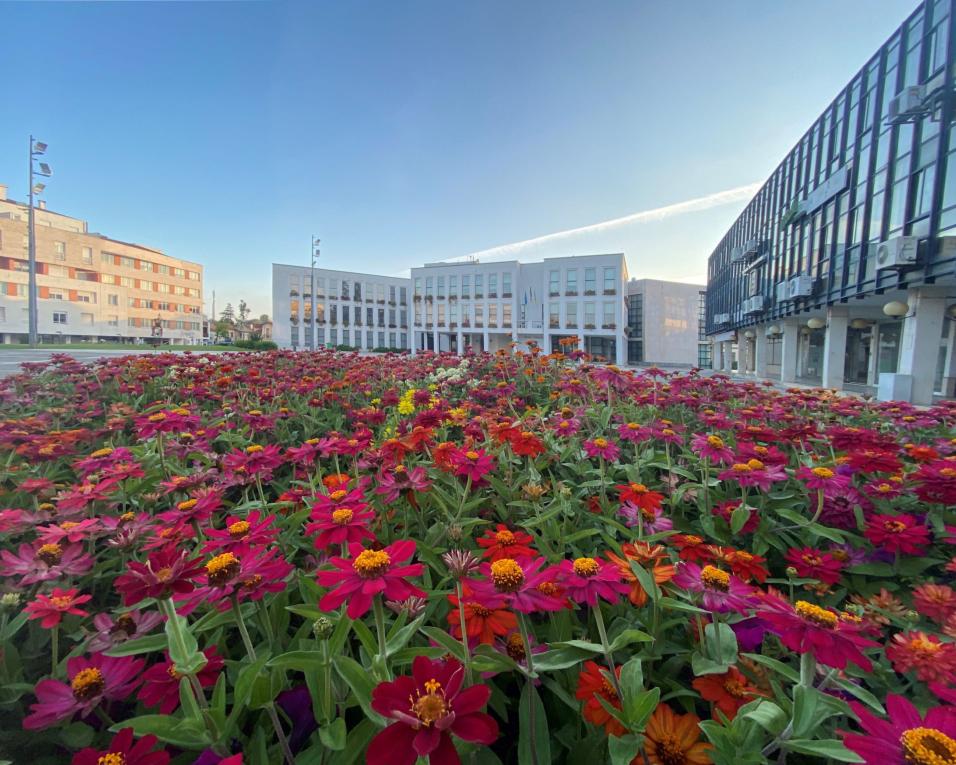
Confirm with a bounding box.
[606,542,676,607]
[692,666,766,720]
[575,661,625,737]
[640,703,713,765]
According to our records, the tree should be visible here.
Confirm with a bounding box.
[213,319,233,341]
[259,314,270,322]
[238,300,250,323]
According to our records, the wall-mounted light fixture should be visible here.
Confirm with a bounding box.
[807,317,827,329]
[766,324,781,336]
[743,329,756,338]
[882,300,910,318]
[850,318,873,329]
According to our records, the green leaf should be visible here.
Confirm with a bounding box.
[833,677,885,714]
[741,652,799,683]
[552,639,605,654]
[730,504,752,534]
[332,654,385,725]
[419,626,467,661]
[109,715,209,750]
[740,699,787,736]
[623,686,660,732]
[518,683,551,765]
[704,622,738,665]
[267,650,327,671]
[847,562,895,577]
[533,647,595,672]
[791,684,819,739]
[608,629,654,652]
[691,653,730,676]
[608,734,643,765]
[784,739,863,762]
[319,718,347,751]
[58,722,95,748]
[103,632,168,657]
[657,596,707,614]
[164,609,204,674]
[619,657,644,699]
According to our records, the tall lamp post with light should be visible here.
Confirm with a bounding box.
[28,137,52,347]
[310,235,319,349]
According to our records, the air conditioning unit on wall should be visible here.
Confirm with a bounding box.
[775,281,789,303]
[788,274,813,299]
[875,236,918,270]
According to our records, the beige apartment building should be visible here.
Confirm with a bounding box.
[0,183,203,344]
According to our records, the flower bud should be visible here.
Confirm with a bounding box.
[0,593,21,611]
[442,549,480,579]
[312,616,334,640]
[785,566,799,579]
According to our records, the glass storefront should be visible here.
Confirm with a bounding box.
[797,328,825,383]
[586,336,616,361]
[877,322,902,374]
[843,327,872,384]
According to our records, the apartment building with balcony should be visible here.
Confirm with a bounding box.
[0,184,203,344]
[705,0,956,404]
[272,263,410,350]
[410,253,628,364]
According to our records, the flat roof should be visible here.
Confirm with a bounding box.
[273,262,410,280]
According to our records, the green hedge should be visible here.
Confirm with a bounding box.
[234,339,278,350]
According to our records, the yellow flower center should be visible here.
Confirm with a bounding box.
[747,459,765,470]
[884,519,908,533]
[470,602,493,617]
[148,413,167,422]
[910,636,942,655]
[731,463,752,473]
[876,483,894,493]
[626,422,640,430]
[900,727,956,765]
[701,565,730,592]
[248,410,263,416]
[465,451,480,461]
[332,508,354,525]
[490,558,525,592]
[71,667,105,700]
[593,438,608,448]
[662,428,676,436]
[90,448,114,458]
[629,483,648,494]
[245,444,264,454]
[36,543,63,565]
[50,595,74,609]
[170,408,190,416]
[795,601,838,629]
[228,520,250,538]
[97,754,126,765]
[495,529,516,545]
[352,549,391,578]
[411,680,448,725]
[206,552,240,586]
[330,490,347,502]
[167,664,182,680]
[706,435,724,448]
[573,557,599,577]
[177,499,198,511]
[506,632,526,661]
[941,468,956,478]
[811,467,834,479]
[61,521,79,531]
[723,679,748,698]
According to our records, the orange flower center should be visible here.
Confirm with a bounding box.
[90,448,114,458]
[177,499,198,512]
[228,520,250,537]
[154,567,174,583]
[71,667,105,700]
[701,565,730,592]
[593,438,608,448]
[629,483,648,494]
[353,549,391,578]
[747,459,764,470]
[661,428,676,437]
[626,422,640,430]
[899,727,956,765]
[731,463,752,473]
[167,664,182,680]
[470,602,493,617]
[50,595,74,609]
[723,679,748,698]
[465,451,480,461]
[909,636,942,655]
[411,680,448,726]
[97,754,126,765]
[506,633,526,661]
[206,552,240,586]
[795,600,838,629]
[60,521,79,531]
[36,543,63,565]
[884,519,908,533]
[148,413,167,422]
[246,444,264,454]
[331,508,354,525]
[601,676,619,699]
[330,490,347,501]
[490,558,525,592]
[941,468,956,478]
[706,435,724,448]
[495,530,516,545]
[573,557,599,577]
[811,467,834,479]
[537,581,559,596]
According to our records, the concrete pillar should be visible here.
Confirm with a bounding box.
[781,321,799,384]
[542,329,550,357]
[740,336,753,374]
[615,331,626,366]
[821,308,849,391]
[754,330,769,378]
[483,331,490,354]
[410,327,417,356]
[722,341,734,373]
[578,334,585,354]
[713,341,722,371]
[457,330,464,357]
[867,326,879,386]
[942,323,956,397]
[898,289,946,405]
[432,328,439,354]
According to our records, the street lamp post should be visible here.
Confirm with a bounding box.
[27,136,51,348]
[311,235,320,350]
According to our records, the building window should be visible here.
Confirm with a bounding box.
[436,305,444,326]
[502,272,512,297]
[53,241,66,261]
[584,268,596,294]
[549,270,560,296]
[81,247,93,264]
[488,273,497,297]
[450,303,459,326]
[566,269,577,295]
[549,302,559,328]
[367,307,374,325]
[400,332,407,347]
[400,286,407,305]
[414,277,422,297]
[0,307,5,321]
[566,302,578,328]
[461,275,470,298]
[425,277,434,298]
[628,294,643,339]
[448,276,457,298]
[53,311,67,324]
[488,303,497,327]
[603,267,616,294]
[436,277,445,300]
[474,304,483,327]
[366,330,373,348]
[502,304,512,327]
[602,301,616,329]
[378,331,385,347]
[474,275,483,298]
[389,332,396,348]
[584,302,595,329]
[80,312,94,326]
[354,282,362,301]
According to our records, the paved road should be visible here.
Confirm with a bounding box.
[0,348,219,379]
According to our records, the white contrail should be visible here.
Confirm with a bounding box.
[454,182,762,261]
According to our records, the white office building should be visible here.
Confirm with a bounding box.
[272,263,410,350]
[410,254,629,364]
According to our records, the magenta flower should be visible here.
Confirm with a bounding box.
[556,556,630,606]
[690,433,735,465]
[0,541,94,585]
[718,459,786,491]
[376,465,432,502]
[471,557,568,613]
[795,465,851,491]
[672,562,754,613]
[179,545,294,614]
[139,648,223,714]
[86,610,164,652]
[450,447,496,483]
[306,506,375,550]
[583,437,620,462]
[617,421,652,443]
[842,693,956,764]
[23,653,145,730]
[203,510,279,552]
[317,540,426,619]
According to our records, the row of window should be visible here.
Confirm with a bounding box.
[548,267,618,296]
[289,302,407,327]
[290,327,408,349]
[1,258,201,297]
[546,301,618,329]
[415,272,514,299]
[289,277,406,304]
[415,302,515,328]
[0,231,200,280]
[9,310,200,331]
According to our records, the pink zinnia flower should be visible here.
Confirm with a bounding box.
[690,433,735,465]
[450,448,496,482]
[23,653,145,730]
[865,513,931,555]
[139,648,223,714]
[617,422,652,443]
[317,540,426,619]
[672,562,754,613]
[556,556,630,606]
[784,547,844,585]
[471,557,567,613]
[718,459,786,491]
[306,507,375,550]
[583,437,619,462]
[795,465,851,491]
[0,541,94,585]
[71,727,170,765]
[375,465,431,502]
[842,693,956,765]
[203,510,279,552]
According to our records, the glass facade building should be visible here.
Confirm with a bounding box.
[706,0,956,404]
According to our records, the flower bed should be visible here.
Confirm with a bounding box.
[1,348,955,765]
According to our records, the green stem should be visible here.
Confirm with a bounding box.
[517,613,539,765]
[373,596,390,678]
[232,594,257,661]
[455,581,473,685]
[266,703,296,765]
[50,626,58,676]
[592,605,623,699]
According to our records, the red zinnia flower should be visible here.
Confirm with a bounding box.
[317,540,425,619]
[671,534,718,564]
[914,583,956,624]
[721,549,769,584]
[784,546,844,585]
[447,590,517,645]
[575,661,625,736]
[476,525,536,562]
[692,666,766,720]
[615,482,664,513]
[305,505,375,550]
[114,545,204,606]
[449,447,495,482]
[25,587,93,628]
[71,727,170,765]
[139,648,223,714]
[886,631,956,684]
[368,656,498,765]
[865,514,931,556]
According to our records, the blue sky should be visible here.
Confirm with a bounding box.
[0,0,915,316]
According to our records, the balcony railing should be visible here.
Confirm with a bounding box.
[603,289,617,296]
[602,323,617,330]
[517,320,543,330]
[565,290,578,297]
[502,292,512,298]
[549,320,560,329]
